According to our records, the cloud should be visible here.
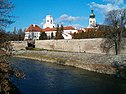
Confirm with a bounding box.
[88,0,125,13]
[40,14,85,28]
[59,14,80,22]
[55,14,85,24]
[89,2,120,13]
[71,24,84,29]
[103,0,124,5]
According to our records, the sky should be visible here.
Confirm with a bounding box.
[7,0,126,31]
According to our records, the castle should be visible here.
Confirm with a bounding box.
[24,10,97,40]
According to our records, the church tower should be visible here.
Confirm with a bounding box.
[43,15,55,29]
[87,10,96,28]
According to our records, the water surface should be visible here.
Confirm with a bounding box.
[9,57,126,94]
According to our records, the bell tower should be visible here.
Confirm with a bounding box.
[87,10,96,28]
[43,15,55,29]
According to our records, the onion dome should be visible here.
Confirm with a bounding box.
[90,10,95,18]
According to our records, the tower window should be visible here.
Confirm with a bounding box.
[47,20,49,22]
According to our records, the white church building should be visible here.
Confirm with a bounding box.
[24,10,97,40]
[42,15,77,39]
[24,15,78,40]
[43,15,55,29]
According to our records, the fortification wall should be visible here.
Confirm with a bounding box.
[35,39,105,53]
[11,39,126,54]
[35,39,126,54]
[11,41,27,51]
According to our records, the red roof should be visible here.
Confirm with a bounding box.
[42,26,75,32]
[25,24,42,32]
[25,25,76,32]
[42,27,56,32]
[64,26,75,30]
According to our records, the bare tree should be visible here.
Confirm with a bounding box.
[0,0,15,51]
[104,8,126,55]
[0,1,25,94]
[0,0,14,28]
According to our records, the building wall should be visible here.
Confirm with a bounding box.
[45,31,57,38]
[88,18,96,28]
[62,33,72,39]
[24,32,40,40]
[63,30,78,33]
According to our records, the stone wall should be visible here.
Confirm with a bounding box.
[11,41,27,51]
[35,39,105,53]
[35,39,112,54]
[11,38,126,54]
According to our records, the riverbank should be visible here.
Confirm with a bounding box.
[9,57,126,94]
[13,50,126,75]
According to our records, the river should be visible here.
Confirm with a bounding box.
[8,57,126,94]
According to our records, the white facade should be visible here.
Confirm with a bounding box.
[88,18,96,28]
[87,10,96,28]
[45,31,57,38]
[44,29,77,39]
[24,24,42,40]
[43,15,55,29]
[62,33,72,39]
[63,30,78,34]
[24,31,41,40]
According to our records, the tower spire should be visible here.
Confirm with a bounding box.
[91,9,93,14]
[87,9,96,28]
[43,15,55,29]
[90,9,95,18]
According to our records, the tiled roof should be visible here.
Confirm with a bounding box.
[64,26,75,30]
[25,25,76,32]
[25,24,42,32]
[42,27,56,32]
[42,26,75,32]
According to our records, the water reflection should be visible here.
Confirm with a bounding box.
[9,58,126,94]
